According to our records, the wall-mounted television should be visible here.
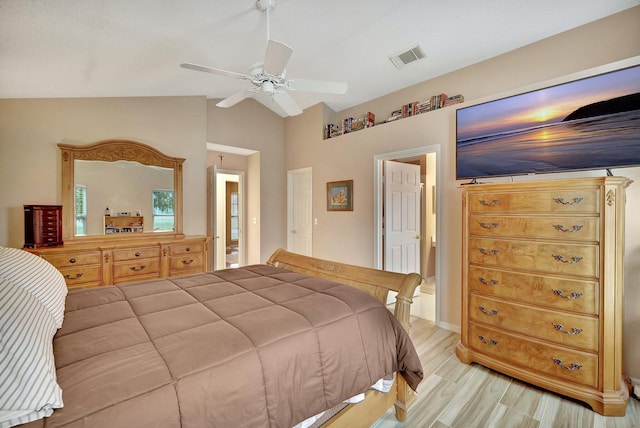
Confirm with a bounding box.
[456,65,640,180]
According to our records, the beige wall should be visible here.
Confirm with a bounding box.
[0,96,208,248]
[283,7,640,380]
[206,99,286,262]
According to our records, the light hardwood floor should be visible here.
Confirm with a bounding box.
[372,315,640,428]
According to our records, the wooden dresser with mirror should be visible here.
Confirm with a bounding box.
[25,139,209,289]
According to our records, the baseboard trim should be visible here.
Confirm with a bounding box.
[437,320,461,334]
[629,376,640,400]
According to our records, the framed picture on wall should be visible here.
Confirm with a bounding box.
[327,180,353,211]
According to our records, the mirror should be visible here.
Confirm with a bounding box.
[59,140,185,241]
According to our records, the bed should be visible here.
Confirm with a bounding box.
[0,246,423,428]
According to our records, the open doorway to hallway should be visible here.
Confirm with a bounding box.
[210,170,243,269]
[374,145,441,324]
[206,143,258,270]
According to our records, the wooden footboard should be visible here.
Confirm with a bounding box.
[266,248,421,425]
[266,248,421,330]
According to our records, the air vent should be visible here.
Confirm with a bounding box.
[389,44,426,69]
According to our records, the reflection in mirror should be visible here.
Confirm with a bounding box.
[58,139,185,242]
[74,160,173,236]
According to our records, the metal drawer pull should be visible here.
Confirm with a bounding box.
[553,197,583,205]
[478,335,498,346]
[185,247,191,252]
[130,265,146,271]
[552,323,582,335]
[479,199,500,207]
[69,258,77,263]
[479,222,500,229]
[135,252,141,257]
[553,224,583,233]
[64,273,83,280]
[552,358,582,371]
[552,255,583,264]
[479,248,499,256]
[182,259,194,265]
[478,306,499,316]
[478,277,499,286]
[552,289,583,300]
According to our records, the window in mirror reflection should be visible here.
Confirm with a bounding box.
[75,185,87,235]
[153,189,174,231]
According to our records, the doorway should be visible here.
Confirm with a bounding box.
[214,170,244,270]
[287,167,313,256]
[374,145,441,323]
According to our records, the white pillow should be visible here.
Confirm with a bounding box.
[0,246,67,328]
[0,278,63,428]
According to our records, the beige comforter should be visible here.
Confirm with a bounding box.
[24,264,423,428]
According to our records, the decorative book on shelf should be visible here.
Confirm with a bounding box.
[104,215,144,234]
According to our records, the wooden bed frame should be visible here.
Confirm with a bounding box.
[266,248,422,426]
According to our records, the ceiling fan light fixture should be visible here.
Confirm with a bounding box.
[389,44,426,69]
[262,81,275,93]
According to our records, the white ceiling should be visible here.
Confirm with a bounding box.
[1,0,638,117]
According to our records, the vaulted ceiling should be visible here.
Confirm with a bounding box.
[1,0,638,116]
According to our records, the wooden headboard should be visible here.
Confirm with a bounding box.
[267,248,421,329]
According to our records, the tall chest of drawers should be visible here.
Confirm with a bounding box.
[455,177,631,416]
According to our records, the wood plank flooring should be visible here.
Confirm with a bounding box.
[372,317,640,428]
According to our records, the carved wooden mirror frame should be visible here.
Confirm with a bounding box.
[58,139,185,242]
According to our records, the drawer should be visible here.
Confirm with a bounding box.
[113,258,160,280]
[40,228,59,238]
[58,265,101,288]
[468,238,598,278]
[169,253,204,273]
[39,235,61,245]
[169,243,204,256]
[468,266,599,315]
[43,251,102,268]
[112,246,160,262]
[469,323,598,388]
[41,208,60,217]
[469,294,598,352]
[468,189,600,214]
[468,215,599,242]
[41,218,58,228]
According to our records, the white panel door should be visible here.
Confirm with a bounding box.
[288,168,312,256]
[384,160,421,274]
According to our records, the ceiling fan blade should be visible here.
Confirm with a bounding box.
[273,91,303,116]
[287,79,348,94]
[216,90,252,108]
[263,40,293,76]
[180,63,250,80]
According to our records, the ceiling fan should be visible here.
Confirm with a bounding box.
[180,0,348,116]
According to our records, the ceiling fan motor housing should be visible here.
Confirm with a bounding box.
[256,0,275,12]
